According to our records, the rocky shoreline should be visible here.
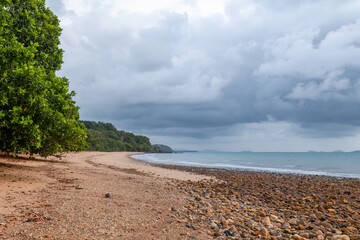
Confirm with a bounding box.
[1,152,359,239]
[158,164,360,239]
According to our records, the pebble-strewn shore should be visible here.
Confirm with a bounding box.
[163,165,360,239]
[1,152,359,239]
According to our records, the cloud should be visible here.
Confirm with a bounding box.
[256,20,360,78]
[47,0,360,150]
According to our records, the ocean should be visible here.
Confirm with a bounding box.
[132,152,360,179]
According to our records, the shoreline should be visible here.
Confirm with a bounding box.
[131,153,360,181]
[1,151,359,239]
[132,153,360,239]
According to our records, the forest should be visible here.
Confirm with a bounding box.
[81,121,152,152]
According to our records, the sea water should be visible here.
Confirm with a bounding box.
[132,152,360,179]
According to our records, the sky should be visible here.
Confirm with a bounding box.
[46,0,360,152]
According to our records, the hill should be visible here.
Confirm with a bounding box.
[152,144,175,153]
[81,121,152,152]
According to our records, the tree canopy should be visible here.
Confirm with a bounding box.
[0,0,87,157]
[81,121,152,152]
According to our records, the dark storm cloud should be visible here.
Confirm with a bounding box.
[49,0,360,142]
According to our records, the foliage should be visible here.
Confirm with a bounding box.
[0,0,87,157]
[152,144,175,153]
[81,121,152,152]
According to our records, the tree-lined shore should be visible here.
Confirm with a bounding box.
[0,0,87,157]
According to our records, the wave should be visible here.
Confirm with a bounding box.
[131,154,360,179]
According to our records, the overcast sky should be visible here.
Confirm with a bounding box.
[46,0,360,152]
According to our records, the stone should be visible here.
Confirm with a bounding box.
[270,215,278,221]
[289,218,299,225]
[331,235,350,240]
[346,226,357,232]
[293,234,306,240]
[224,230,235,237]
[105,193,110,198]
[282,222,291,229]
[298,225,306,230]
[210,222,217,228]
[260,228,271,239]
[301,232,310,239]
[328,209,336,214]
[263,217,271,226]
[221,219,229,228]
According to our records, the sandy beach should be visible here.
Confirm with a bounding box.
[0,152,359,239]
[0,152,211,240]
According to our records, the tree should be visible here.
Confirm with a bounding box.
[0,0,87,157]
[81,121,153,152]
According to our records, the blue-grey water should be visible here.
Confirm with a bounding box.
[132,152,360,179]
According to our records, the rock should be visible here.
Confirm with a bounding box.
[289,218,299,225]
[263,217,271,226]
[321,221,333,229]
[105,193,111,198]
[293,234,306,240]
[301,232,310,239]
[298,225,306,230]
[331,235,350,240]
[224,230,235,237]
[328,209,336,214]
[260,228,271,239]
[210,222,217,228]
[282,222,291,229]
[346,226,357,232]
[270,215,278,221]
[314,230,323,236]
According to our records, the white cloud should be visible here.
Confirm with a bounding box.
[287,70,351,101]
[256,20,360,79]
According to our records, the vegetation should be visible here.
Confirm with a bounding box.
[0,0,87,157]
[152,144,175,153]
[81,121,152,152]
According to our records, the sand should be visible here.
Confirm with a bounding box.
[89,152,213,181]
[0,152,211,240]
[1,152,359,239]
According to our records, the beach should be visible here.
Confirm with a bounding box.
[0,152,359,239]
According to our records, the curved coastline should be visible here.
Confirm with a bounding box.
[88,151,212,181]
[132,152,360,180]
[1,151,359,239]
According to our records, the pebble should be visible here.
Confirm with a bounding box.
[171,167,360,240]
[298,225,306,230]
[293,234,306,240]
[260,228,270,239]
[224,230,235,237]
[331,235,350,240]
[262,216,271,226]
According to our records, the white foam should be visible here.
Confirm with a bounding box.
[131,154,360,179]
